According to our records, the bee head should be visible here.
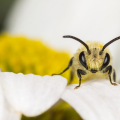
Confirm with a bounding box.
[80,43,110,72]
[63,35,120,73]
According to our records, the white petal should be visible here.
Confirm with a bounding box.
[0,86,21,120]
[61,79,120,120]
[0,72,67,116]
[5,0,120,53]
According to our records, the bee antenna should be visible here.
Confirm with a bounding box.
[63,35,91,54]
[100,36,120,55]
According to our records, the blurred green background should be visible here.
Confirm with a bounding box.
[0,0,82,120]
[0,0,15,32]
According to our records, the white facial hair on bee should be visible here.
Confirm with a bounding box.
[52,35,120,89]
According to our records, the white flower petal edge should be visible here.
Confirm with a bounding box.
[0,86,20,120]
[0,72,67,118]
[61,79,120,120]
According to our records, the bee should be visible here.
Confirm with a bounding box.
[52,35,120,89]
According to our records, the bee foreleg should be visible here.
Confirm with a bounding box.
[74,69,86,89]
[103,65,117,86]
[67,70,74,85]
[52,57,74,76]
[113,69,116,83]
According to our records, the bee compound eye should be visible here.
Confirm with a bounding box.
[104,56,108,64]
[79,51,88,69]
[101,53,110,70]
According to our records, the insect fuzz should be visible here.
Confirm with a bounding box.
[81,42,108,73]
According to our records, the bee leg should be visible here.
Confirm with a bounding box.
[52,57,74,76]
[68,70,74,85]
[103,65,117,86]
[74,69,86,89]
[113,69,116,82]
[70,70,74,81]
